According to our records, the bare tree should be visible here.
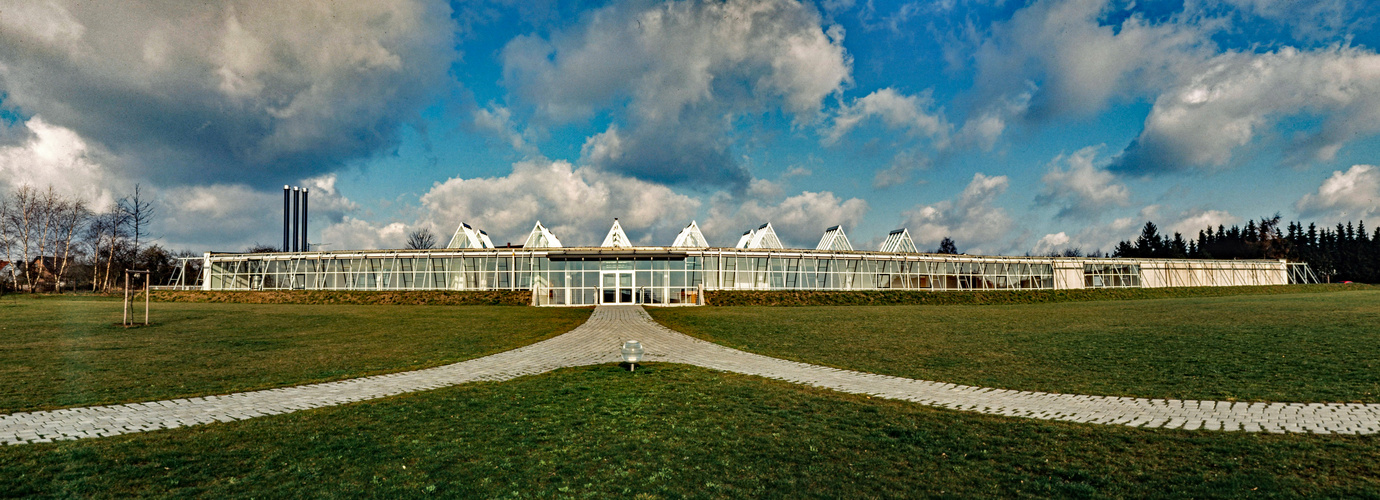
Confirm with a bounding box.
[55,197,90,292]
[9,186,38,291]
[0,192,12,291]
[406,228,437,249]
[120,184,156,258]
[86,206,129,291]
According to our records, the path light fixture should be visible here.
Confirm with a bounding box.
[620,340,644,371]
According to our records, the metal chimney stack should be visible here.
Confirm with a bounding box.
[282,186,290,252]
[291,187,300,252]
[300,189,309,252]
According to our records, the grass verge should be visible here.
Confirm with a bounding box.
[1,364,1375,498]
[704,283,1375,306]
[651,290,1380,403]
[0,294,589,413]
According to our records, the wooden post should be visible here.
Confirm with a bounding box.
[123,272,129,327]
[144,274,150,326]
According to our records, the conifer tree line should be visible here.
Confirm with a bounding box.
[0,184,201,292]
[1112,215,1380,283]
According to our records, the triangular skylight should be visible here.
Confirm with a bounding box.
[735,222,784,249]
[671,221,710,248]
[522,221,563,248]
[447,222,494,249]
[601,219,633,248]
[816,225,854,251]
[879,228,918,253]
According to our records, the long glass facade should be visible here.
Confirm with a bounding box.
[202,248,1305,306]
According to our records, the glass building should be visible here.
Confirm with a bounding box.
[198,220,1315,306]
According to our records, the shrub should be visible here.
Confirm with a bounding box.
[149,290,531,306]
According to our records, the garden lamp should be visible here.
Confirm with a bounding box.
[620,340,644,371]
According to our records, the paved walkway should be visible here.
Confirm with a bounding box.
[2,306,1378,445]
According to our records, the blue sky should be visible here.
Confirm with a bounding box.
[2,0,1378,254]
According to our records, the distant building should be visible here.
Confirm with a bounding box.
[200,219,1316,305]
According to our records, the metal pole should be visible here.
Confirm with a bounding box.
[283,186,290,252]
[144,273,150,326]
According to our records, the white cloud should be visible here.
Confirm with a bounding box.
[1114,45,1380,173]
[972,0,1213,122]
[419,158,700,247]
[1031,231,1071,255]
[1295,165,1380,220]
[825,87,950,146]
[502,0,850,123]
[702,190,869,248]
[1035,146,1130,218]
[901,172,1012,254]
[318,217,410,252]
[473,104,530,153]
[503,0,850,187]
[0,0,457,184]
[0,116,117,210]
[1163,209,1236,237]
[160,184,278,251]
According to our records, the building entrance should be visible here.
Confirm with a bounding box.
[601,271,634,304]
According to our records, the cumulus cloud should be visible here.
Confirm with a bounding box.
[473,104,531,153]
[825,88,950,147]
[0,116,117,209]
[1295,165,1380,220]
[701,190,868,247]
[1031,231,1071,255]
[419,158,701,247]
[503,0,850,187]
[1112,45,1380,174]
[1166,208,1237,236]
[901,173,1012,254]
[318,217,411,252]
[0,0,457,185]
[1035,146,1131,219]
[971,0,1212,123]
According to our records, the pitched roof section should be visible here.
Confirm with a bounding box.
[447,222,495,249]
[879,228,918,253]
[670,221,710,248]
[522,221,563,248]
[734,222,784,249]
[815,225,854,251]
[601,219,633,248]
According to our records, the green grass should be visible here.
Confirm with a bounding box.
[0,294,589,413]
[650,290,1380,403]
[1,364,1376,498]
[704,283,1377,306]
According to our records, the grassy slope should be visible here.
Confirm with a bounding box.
[1,364,1375,498]
[650,290,1380,403]
[0,295,589,413]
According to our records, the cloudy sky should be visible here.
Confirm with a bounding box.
[1,0,1378,254]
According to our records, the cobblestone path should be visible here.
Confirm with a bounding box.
[3,306,1377,445]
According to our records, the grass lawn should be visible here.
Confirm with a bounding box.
[649,290,1380,403]
[1,364,1376,498]
[0,294,590,413]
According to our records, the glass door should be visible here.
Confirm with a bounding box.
[601,271,635,304]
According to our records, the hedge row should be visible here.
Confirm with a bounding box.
[149,290,531,306]
[703,283,1375,307]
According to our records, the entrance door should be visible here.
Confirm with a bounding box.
[601,271,634,304]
